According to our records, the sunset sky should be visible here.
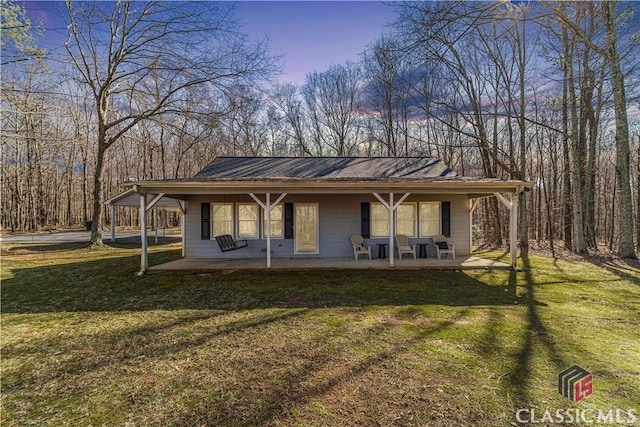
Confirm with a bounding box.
[236,2,395,83]
[24,1,396,84]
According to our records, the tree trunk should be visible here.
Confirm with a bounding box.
[637,135,640,251]
[603,1,636,258]
[566,26,586,254]
[561,25,573,251]
[609,172,617,251]
[90,128,107,245]
[517,8,528,254]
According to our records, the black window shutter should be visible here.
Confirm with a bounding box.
[361,202,370,238]
[284,203,294,239]
[201,203,210,240]
[441,201,451,237]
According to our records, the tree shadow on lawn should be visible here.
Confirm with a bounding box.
[2,246,561,425]
[208,310,475,426]
[1,249,543,314]
[2,308,309,389]
[2,239,178,253]
[109,236,182,245]
[1,242,93,253]
[507,255,566,408]
[588,258,640,286]
[3,305,479,426]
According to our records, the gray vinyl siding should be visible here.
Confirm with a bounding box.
[183,194,470,259]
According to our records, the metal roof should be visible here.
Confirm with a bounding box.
[194,157,457,181]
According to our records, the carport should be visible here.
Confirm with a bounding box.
[104,189,183,247]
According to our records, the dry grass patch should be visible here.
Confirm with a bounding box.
[1,243,639,426]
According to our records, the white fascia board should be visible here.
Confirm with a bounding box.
[130,180,533,197]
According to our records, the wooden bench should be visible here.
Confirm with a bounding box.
[214,235,248,252]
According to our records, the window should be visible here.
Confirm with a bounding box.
[237,203,259,239]
[420,202,441,237]
[370,202,416,237]
[396,203,417,237]
[263,204,284,238]
[211,203,233,237]
[370,202,389,237]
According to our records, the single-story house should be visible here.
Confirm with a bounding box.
[124,157,532,274]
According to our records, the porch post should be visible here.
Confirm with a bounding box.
[177,200,186,257]
[468,198,473,257]
[510,193,519,268]
[266,193,271,269]
[494,191,519,270]
[154,208,158,244]
[389,192,394,267]
[139,193,148,275]
[181,210,185,257]
[250,192,287,269]
[373,192,410,268]
[163,210,167,237]
[110,205,116,242]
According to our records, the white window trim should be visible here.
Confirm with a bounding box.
[236,203,260,240]
[210,202,234,239]
[262,203,285,239]
[419,201,441,238]
[395,202,417,238]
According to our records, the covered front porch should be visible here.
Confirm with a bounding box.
[125,157,533,274]
[148,255,510,271]
[133,187,524,274]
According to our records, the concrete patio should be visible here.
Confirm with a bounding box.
[149,255,510,271]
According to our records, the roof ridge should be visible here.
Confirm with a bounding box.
[212,156,436,159]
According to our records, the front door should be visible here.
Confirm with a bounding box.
[294,203,318,254]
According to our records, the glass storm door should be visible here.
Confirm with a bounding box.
[295,203,318,254]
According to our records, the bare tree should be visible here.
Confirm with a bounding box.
[302,62,362,156]
[223,85,269,156]
[3,0,640,255]
[546,0,637,257]
[271,83,313,156]
[636,132,640,252]
[394,1,523,246]
[602,1,636,258]
[362,36,413,156]
[64,0,275,244]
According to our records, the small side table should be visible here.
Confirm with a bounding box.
[377,243,388,259]
[418,243,429,258]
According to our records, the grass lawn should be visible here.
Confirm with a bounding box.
[1,242,639,426]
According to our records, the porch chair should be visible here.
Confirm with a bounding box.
[350,234,371,260]
[433,234,455,259]
[215,234,248,252]
[395,234,416,259]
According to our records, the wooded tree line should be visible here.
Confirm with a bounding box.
[1,1,638,257]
